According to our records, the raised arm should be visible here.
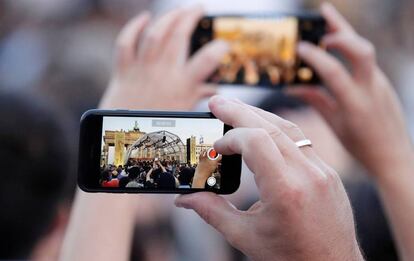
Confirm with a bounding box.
[192,150,221,189]
[156,161,167,173]
[146,167,154,182]
[286,3,414,260]
[60,5,228,261]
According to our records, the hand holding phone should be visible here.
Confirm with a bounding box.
[175,96,363,261]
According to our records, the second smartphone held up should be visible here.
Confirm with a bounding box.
[78,110,242,194]
[191,13,326,88]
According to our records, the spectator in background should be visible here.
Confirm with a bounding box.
[101,170,120,188]
[126,168,141,188]
[177,167,195,188]
[0,91,74,260]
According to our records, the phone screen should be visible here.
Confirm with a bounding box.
[191,14,325,87]
[78,111,241,194]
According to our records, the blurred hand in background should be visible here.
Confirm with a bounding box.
[288,2,413,180]
[287,3,414,260]
[100,5,229,110]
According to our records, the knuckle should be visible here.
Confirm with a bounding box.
[322,62,343,81]
[247,129,270,148]
[360,39,376,61]
[146,31,161,46]
[312,172,329,189]
[325,166,341,184]
[311,165,340,190]
[278,184,305,212]
[280,120,304,140]
[280,119,298,130]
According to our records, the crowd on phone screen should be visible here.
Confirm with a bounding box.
[101,159,200,189]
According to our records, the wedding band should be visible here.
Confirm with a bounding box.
[295,139,312,148]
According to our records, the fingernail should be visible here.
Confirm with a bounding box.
[174,196,184,208]
[175,201,183,208]
[175,195,193,208]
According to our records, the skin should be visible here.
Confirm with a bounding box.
[176,96,364,261]
[192,150,221,189]
[60,6,227,261]
[285,3,414,260]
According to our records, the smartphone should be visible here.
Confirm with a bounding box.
[191,13,326,88]
[78,110,242,194]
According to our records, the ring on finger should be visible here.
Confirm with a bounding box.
[295,139,312,148]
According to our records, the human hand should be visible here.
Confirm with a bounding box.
[100,6,229,110]
[192,150,221,188]
[286,2,414,179]
[176,96,363,261]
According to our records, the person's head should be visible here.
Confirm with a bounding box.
[119,177,130,188]
[152,167,163,178]
[157,172,176,189]
[0,90,74,259]
[101,170,111,182]
[127,166,140,180]
[178,167,194,186]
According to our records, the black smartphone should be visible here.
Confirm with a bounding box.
[191,13,326,88]
[78,110,242,194]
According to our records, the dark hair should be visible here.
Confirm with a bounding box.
[119,177,130,188]
[127,166,140,180]
[101,170,111,182]
[0,91,73,259]
[178,167,194,185]
[157,172,176,189]
[152,168,163,180]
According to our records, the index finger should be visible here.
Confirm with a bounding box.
[297,41,356,106]
[163,5,204,64]
[214,128,287,203]
[321,2,353,33]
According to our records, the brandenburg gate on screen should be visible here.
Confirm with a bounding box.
[101,122,146,167]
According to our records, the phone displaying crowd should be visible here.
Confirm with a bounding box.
[191,14,326,88]
[78,111,242,194]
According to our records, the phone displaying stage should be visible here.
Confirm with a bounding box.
[191,13,325,88]
[78,110,242,194]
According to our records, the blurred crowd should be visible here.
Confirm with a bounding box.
[101,156,220,190]
[1,0,414,261]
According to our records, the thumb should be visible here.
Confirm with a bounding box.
[175,192,243,241]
